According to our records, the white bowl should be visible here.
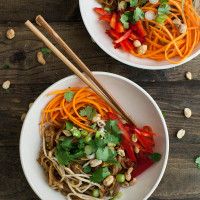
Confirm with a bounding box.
[20,72,169,200]
[79,1,200,70]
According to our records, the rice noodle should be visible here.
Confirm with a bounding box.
[38,125,105,200]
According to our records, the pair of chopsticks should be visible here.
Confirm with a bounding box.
[25,15,134,124]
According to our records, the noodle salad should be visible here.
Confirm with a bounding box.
[38,87,161,200]
[94,0,200,64]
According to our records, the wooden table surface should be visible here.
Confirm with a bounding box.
[0,0,200,200]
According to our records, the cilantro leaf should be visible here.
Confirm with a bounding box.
[120,12,132,29]
[103,133,121,145]
[55,147,71,165]
[96,147,117,162]
[83,165,92,173]
[64,91,75,102]
[155,14,168,24]
[65,121,73,130]
[162,111,167,118]
[130,0,138,7]
[158,4,171,15]
[195,156,200,169]
[60,138,73,149]
[55,137,85,166]
[105,120,121,135]
[79,106,97,120]
[149,153,161,162]
[160,0,169,3]
[133,7,144,22]
[90,167,111,183]
[91,123,97,130]
[41,47,51,55]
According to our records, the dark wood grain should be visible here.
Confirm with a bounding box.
[0,0,200,200]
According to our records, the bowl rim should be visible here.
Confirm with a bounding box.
[20,71,169,200]
[79,0,200,70]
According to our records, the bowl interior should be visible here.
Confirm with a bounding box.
[20,72,169,200]
[79,0,200,70]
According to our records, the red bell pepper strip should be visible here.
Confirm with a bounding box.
[115,22,125,33]
[99,15,112,23]
[129,33,139,40]
[94,7,109,16]
[107,112,119,120]
[131,21,147,38]
[120,39,134,52]
[106,29,121,40]
[110,13,117,29]
[132,156,154,177]
[106,112,136,162]
[115,29,132,44]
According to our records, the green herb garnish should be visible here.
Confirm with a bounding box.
[79,106,97,120]
[133,7,144,22]
[83,165,92,173]
[130,0,138,7]
[41,47,51,55]
[105,120,121,135]
[149,153,161,162]
[96,146,117,162]
[162,111,167,118]
[120,12,132,29]
[195,156,200,169]
[65,121,73,130]
[64,91,75,102]
[158,3,171,15]
[90,167,111,183]
[55,137,85,165]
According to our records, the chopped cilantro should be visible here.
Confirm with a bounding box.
[60,138,73,149]
[91,123,97,130]
[120,12,132,29]
[64,91,75,102]
[79,106,97,120]
[160,0,169,3]
[158,4,171,15]
[96,146,117,162]
[130,0,138,7]
[195,156,200,169]
[41,47,51,55]
[149,153,161,162]
[105,120,121,135]
[83,165,92,173]
[90,167,111,183]
[162,111,167,118]
[133,7,144,22]
[55,137,85,165]
[103,133,121,145]
[65,121,73,130]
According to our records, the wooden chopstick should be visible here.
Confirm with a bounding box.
[25,19,134,124]
[35,15,134,124]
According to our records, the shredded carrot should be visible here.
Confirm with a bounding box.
[134,0,200,64]
[41,87,114,132]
